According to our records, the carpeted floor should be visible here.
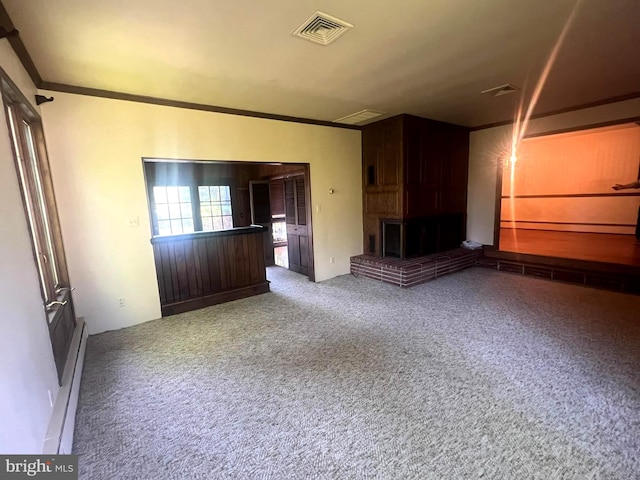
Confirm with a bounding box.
[73,266,640,479]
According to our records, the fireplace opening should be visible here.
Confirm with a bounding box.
[382,220,402,258]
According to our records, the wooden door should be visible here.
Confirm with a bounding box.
[284,175,309,275]
[249,181,274,266]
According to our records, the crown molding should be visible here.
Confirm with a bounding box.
[471,91,640,131]
[38,81,361,130]
[0,1,359,130]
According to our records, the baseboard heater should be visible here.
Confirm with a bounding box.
[43,317,88,454]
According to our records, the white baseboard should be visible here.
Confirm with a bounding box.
[43,317,88,454]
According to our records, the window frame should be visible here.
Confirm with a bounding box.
[143,160,237,236]
[2,79,70,311]
[152,184,196,235]
[197,185,234,232]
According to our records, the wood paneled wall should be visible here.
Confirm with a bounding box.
[151,226,269,316]
[256,163,305,179]
[362,114,469,258]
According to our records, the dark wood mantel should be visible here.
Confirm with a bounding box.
[151,225,270,316]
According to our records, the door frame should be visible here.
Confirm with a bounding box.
[142,158,315,281]
[264,165,315,281]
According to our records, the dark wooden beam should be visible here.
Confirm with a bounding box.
[0,1,42,87]
[471,91,640,131]
[39,81,362,130]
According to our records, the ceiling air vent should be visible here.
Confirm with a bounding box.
[293,11,353,46]
[481,83,519,97]
[334,109,385,125]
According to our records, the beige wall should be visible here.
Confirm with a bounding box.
[467,98,640,244]
[0,40,60,453]
[39,92,363,334]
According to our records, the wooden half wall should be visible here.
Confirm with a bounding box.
[151,226,269,316]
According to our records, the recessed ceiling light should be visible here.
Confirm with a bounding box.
[481,83,519,97]
[334,109,385,125]
[293,11,353,46]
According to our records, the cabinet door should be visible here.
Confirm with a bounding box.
[285,175,309,275]
[381,121,402,186]
[440,127,469,214]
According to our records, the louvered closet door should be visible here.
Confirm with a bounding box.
[284,175,309,275]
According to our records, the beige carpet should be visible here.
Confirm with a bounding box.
[73,266,640,479]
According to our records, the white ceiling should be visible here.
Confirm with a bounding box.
[3,0,639,127]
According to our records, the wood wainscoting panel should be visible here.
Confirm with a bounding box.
[365,191,400,215]
[151,226,269,316]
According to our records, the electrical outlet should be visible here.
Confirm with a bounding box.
[117,297,126,307]
[127,216,140,227]
[48,390,54,407]
[330,256,336,264]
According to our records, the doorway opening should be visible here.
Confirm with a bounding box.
[250,171,311,277]
[272,217,288,268]
[143,158,315,286]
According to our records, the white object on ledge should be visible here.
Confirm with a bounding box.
[462,240,483,250]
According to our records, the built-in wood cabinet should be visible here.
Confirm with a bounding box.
[362,114,469,258]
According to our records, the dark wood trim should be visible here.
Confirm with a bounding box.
[3,99,54,301]
[303,165,315,282]
[500,220,636,228]
[522,116,640,139]
[471,92,640,131]
[2,84,72,300]
[32,116,70,287]
[483,248,640,277]
[161,282,270,316]
[150,225,267,244]
[0,1,42,87]
[493,156,504,248]
[143,157,299,168]
[0,66,39,118]
[39,81,361,131]
[501,192,640,199]
[264,170,307,181]
[477,255,640,294]
[48,289,76,384]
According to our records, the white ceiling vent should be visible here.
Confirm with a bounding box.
[334,109,385,125]
[293,11,353,46]
[481,83,519,97]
